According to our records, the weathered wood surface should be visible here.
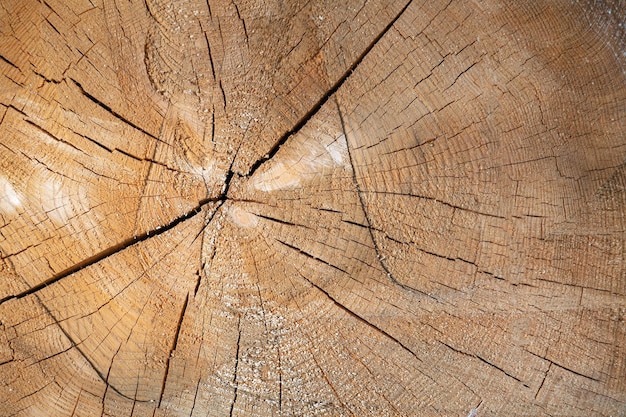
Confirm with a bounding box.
[0,0,624,416]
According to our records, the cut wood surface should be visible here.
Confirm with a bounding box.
[0,0,624,416]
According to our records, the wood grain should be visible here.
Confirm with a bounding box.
[0,0,624,416]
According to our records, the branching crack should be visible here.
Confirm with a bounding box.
[535,362,552,399]
[0,199,220,305]
[101,344,122,412]
[2,138,241,304]
[527,350,599,382]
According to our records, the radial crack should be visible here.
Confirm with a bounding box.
[244,0,415,178]
[0,54,18,69]
[362,190,506,219]
[527,350,599,382]
[475,355,527,386]
[70,78,164,144]
[296,270,422,364]
[276,239,347,274]
[0,199,221,305]
[158,293,189,407]
[256,213,311,229]
[442,341,527,386]
[229,320,242,417]
[24,119,86,154]
[0,135,239,305]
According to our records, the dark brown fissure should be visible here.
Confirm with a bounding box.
[243,0,415,179]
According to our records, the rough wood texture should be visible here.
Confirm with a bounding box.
[0,0,625,416]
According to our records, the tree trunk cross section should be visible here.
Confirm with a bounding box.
[0,0,624,416]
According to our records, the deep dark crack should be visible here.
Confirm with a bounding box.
[243,0,415,179]
[158,293,189,407]
[0,198,223,305]
[228,320,242,417]
[70,78,164,145]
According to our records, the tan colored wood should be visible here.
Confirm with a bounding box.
[0,0,624,416]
